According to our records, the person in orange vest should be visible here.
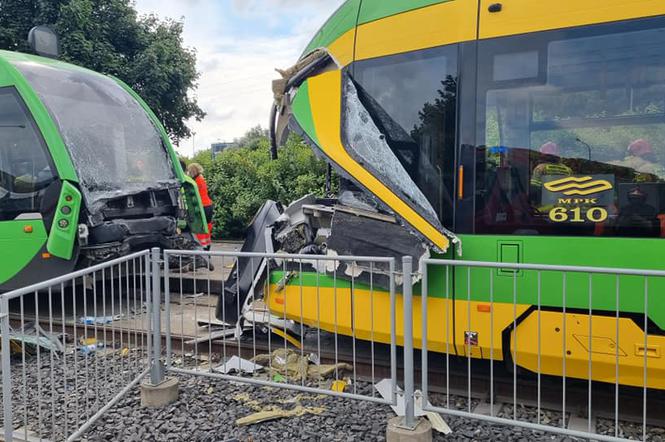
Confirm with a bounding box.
[186,163,214,250]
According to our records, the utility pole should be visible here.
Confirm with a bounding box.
[192,131,196,158]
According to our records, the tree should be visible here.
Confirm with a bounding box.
[205,131,330,239]
[0,0,204,143]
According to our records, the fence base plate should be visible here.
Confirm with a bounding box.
[140,377,179,407]
[387,416,432,442]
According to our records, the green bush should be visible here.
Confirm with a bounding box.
[200,131,330,240]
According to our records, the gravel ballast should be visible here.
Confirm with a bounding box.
[3,351,665,441]
[83,374,597,442]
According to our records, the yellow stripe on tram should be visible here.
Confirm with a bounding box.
[354,0,477,61]
[479,0,665,40]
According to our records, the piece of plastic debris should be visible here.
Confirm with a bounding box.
[272,373,286,383]
[331,380,347,392]
[79,337,97,346]
[80,343,103,355]
[215,356,263,374]
[424,410,452,434]
[79,316,117,325]
[308,353,320,365]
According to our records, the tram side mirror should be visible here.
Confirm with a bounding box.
[27,26,60,59]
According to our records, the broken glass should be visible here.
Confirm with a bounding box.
[13,61,177,213]
[342,76,443,234]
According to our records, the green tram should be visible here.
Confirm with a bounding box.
[0,40,207,291]
[223,0,665,390]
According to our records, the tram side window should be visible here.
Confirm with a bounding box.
[475,20,665,238]
[0,88,56,221]
[352,45,458,228]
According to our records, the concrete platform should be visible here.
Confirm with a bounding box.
[166,241,240,293]
[6,242,242,345]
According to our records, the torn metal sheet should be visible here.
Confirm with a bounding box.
[215,200,281,325]
[184,328,236,345]
[242,300,300,336]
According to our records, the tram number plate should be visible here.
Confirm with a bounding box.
[548,206,608,223]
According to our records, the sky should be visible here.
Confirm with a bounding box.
[133,0,345,156]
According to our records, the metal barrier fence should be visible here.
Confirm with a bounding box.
[0,250,156,442]
[2,247,662,441]
[419,258,665,442]
[162,249,398,406]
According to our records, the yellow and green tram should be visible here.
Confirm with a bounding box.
[0,33,207,292]
[229,0,665,390]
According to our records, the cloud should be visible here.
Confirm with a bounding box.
[134,0,344,155]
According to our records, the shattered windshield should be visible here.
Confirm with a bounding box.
[13,61,177,209]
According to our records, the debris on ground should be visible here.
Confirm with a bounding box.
[6,322,65,354]
[233,392,326,427]
[79,315,119,325]
[251,349,352,382]
[80,342,105,355]
[330,380,348,392]
[236,404,326,426]
[374,378,451,435]
[215,356,263,374]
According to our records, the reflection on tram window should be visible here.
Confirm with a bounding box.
[0,88,56,221]
[352,45,458,228]
[476,21,665,238]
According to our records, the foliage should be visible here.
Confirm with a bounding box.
[0,0,204,143]
[203,130,331,239]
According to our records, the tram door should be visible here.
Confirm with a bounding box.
[0,85,64,288]
[351,0,478,354]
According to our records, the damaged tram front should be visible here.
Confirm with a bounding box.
[219,0,665,391]
[0,50,208,291]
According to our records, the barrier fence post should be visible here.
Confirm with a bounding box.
[150,247,164,385]
[1,296,12,442]
[402,256,416,430]
[141,249,179,407]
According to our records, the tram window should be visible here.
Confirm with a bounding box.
[476,20,665,238]
[0,88,56,221]
[13,62,177,207]
[351,45,458,228]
